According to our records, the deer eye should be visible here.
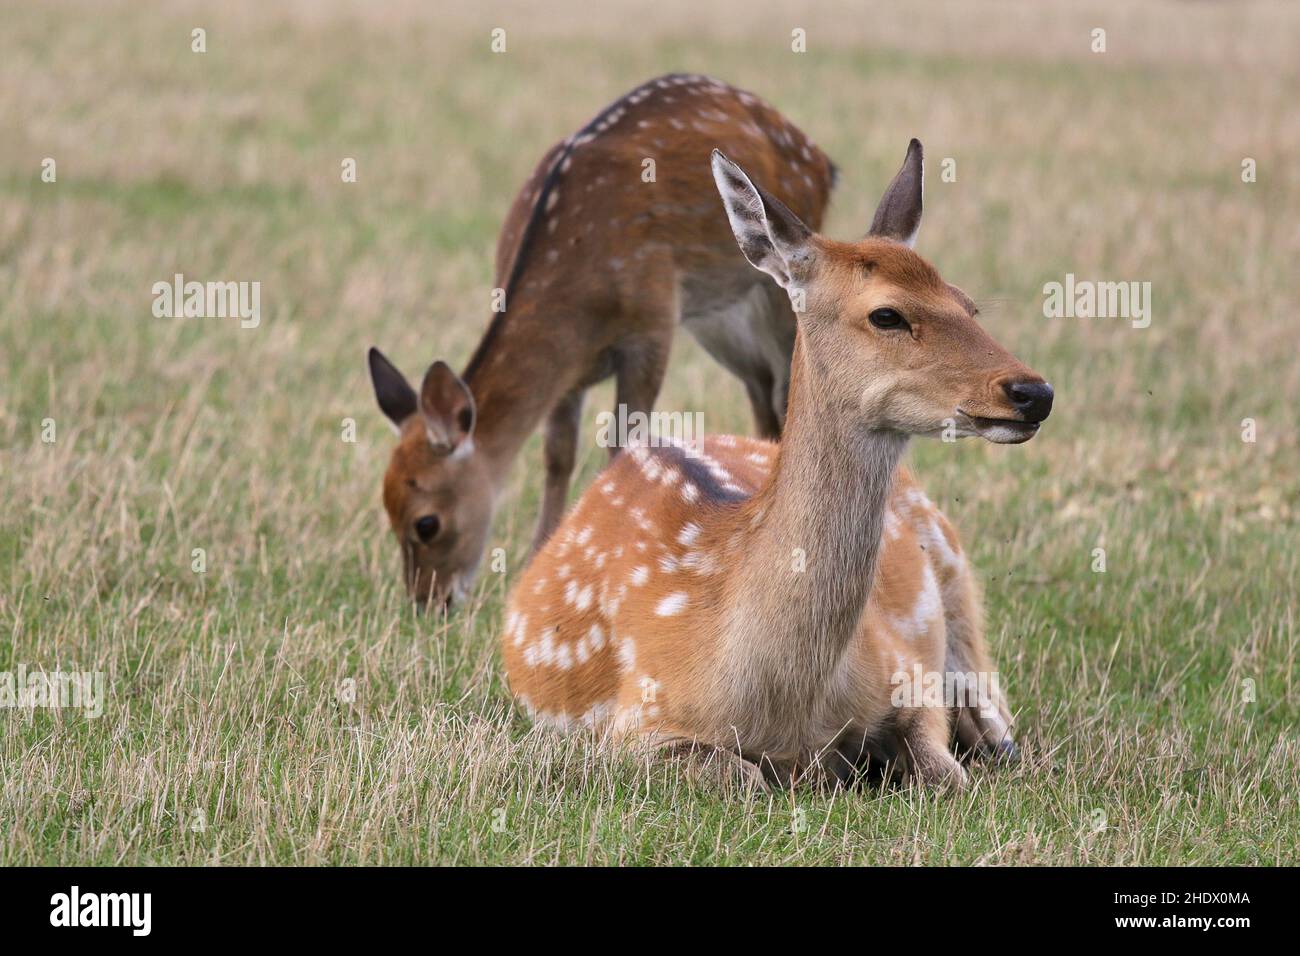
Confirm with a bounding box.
[868,307,908,330]
[414,515,441,542]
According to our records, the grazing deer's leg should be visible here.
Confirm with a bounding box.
[758,280,796,438]
[742,369,782,441]
[612,335,670,459]
[684,279,795,440]
[532,389,585,553]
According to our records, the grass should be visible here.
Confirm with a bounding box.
[0,0,1297,865]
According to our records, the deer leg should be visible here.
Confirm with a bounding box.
[612,336,670,459]
[531,388,585,554]
[757,279,795,439]
[942,567,1017,762]
[897,707,969,791]
[742,368,783,441]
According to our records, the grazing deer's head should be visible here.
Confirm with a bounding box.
[712,139,1052,444]
[367,349,495,610]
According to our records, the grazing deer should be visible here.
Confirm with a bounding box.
[368,74,836,608]
[499,141,1053,789]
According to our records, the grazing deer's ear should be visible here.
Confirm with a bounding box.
[711,149,812,290]
[368,347,418,430]
[868,138,924,248]
[419,361,476,455]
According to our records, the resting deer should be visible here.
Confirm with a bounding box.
[499,141,1053,789]
[367,74,836,608]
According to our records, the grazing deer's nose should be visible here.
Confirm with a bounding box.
[1003,380,1054,422]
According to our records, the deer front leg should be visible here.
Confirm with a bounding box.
[954,693,1016,762]
[940,554,1017,762]
[897,707,969,791]
[531,389,585,554]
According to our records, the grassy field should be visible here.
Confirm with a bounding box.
[1,0,1297,865]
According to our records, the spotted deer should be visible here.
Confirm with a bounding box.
[368,74,836,608]
[499,141,1054,789]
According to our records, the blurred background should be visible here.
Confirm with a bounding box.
[0,0,1296,864]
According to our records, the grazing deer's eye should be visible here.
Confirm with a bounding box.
[414,515,441,542]
[868,307,907,330]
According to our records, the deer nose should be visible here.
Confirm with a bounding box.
[1003,380,1054,423]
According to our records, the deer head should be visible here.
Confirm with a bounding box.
[367,348,495,610]
[711,139,1053,445]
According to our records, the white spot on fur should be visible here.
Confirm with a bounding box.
[893,563,942,641]
[926,517,963,570]
[656,592,688,616]
[617,635,636,672]
[538,627,558,666]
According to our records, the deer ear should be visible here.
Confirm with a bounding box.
[711,149,812,290]
[368,347,418,430]
[868,138,924,248]
[419,361,476,455]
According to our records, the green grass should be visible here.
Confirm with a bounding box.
[0,0,1297,864]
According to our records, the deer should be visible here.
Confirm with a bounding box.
[498,140,1054,790]
[367,73,837,609]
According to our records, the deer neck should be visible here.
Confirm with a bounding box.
[717,333,908,712]
[460,297,577,481]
